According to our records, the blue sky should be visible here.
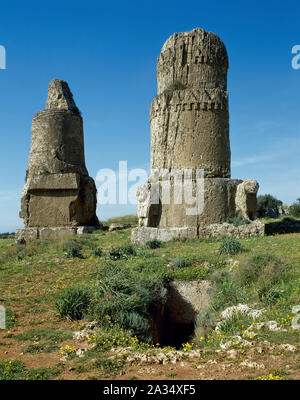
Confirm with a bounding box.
[0,0,299,232]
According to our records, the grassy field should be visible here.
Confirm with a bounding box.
[0,223,299,380]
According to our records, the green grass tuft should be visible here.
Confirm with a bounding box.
[145,239,163,249]
[55,287,91,320]
[228,212,250,227]
[171,257,189,269]
[219,236,243,255]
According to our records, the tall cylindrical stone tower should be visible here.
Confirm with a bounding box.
[150,28,230,178]
[27,79,88,178]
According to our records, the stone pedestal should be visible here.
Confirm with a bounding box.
[16,226,98,244]
[131,222,265,244]
[132,175,262,243]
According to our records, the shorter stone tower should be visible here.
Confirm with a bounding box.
[17,79,99,243]
[132,29,264,243]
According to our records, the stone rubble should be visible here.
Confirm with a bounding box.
[73,321,97,341]
[240,361,265,369]
[215,304,265,334]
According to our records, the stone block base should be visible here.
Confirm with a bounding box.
[131,226,198,244]
[16,226,99,244]
[131,221,265,244]
[199,221,265,238]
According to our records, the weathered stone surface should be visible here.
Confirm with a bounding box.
[157,29,228,94]
[199,221,265,238]
[151,28,230,177]
[165,280,214,324]
[27,112,87,178]
[77,226,98,235]
[46,78,80,113]
[136,178,243,230]
[39,227,77,241]
[19,79,99,231]
[131,221,265,242]
[131,226,197,244]
[158,178,241,229]
[15,228,38,244]
[28,173,80,190]
[16,226,99,243]
[150,90,230,177]
[235,180,259,220]
[131,227,159,244]
[108,223,131,232]
[157,227,197,242]
[150,279,215,346]
[132,28,260,243]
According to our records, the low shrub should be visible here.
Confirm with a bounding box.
[288,199,300,218]
[257,194,282,218]
[0,232,15,239]
[210,253,287,311]
[236,254,285,286]
[24,343,59,354]
[63,239,83,259]
[217,313,254,336]
[228,212,250,227]
[91,263,170,342]
[171,257,189,269]
[15,249,26,261]
[55,287,91,320]
[0,360,25,380]
[26,366,61,380]
[210,270,246,311]
[93,247,103,257]
[77,236,101,250]
[5,309,17,328]
[219,236,242,255]
[145,239,162,249]
[117,311,150,333]
[108,244,136,260]
[66,247,83,258]
[236,253,287,305]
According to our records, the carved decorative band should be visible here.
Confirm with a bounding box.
[150,100,228,118]
[158,55,227,66]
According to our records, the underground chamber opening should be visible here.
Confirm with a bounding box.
[150,284,198,349]
[160,320,195,349]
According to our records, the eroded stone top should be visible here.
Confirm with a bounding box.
[46,79,80,114]
[157,28,228,94]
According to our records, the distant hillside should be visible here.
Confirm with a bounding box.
[103,215,138,226]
